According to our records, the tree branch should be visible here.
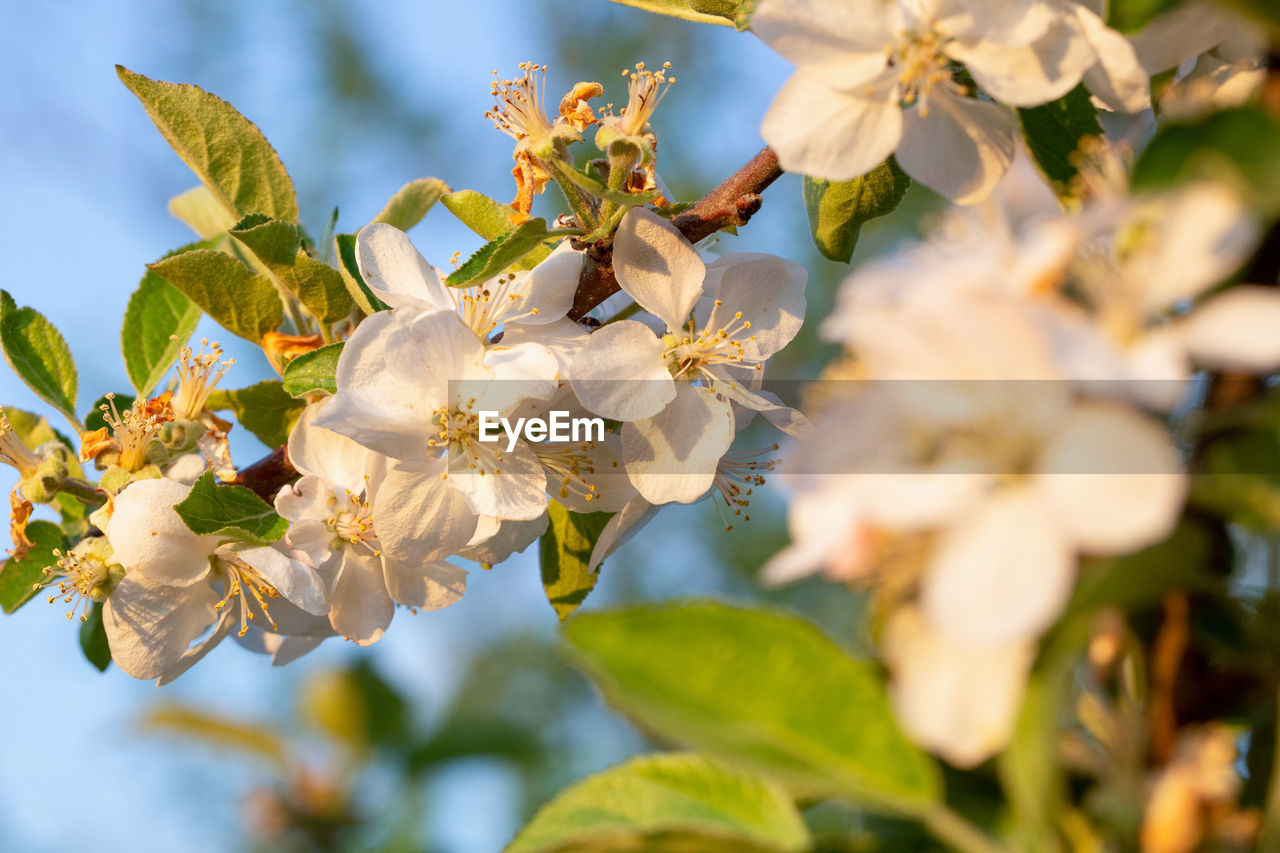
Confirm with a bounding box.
[231,445,295,502]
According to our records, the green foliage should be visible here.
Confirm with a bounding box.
[281,342,344,397]
[1106,0,1182,31]
[1132,107,1280,215]
[506,753,812,853]
[173,470,288,545]
[561,601,941,811]
[441,189,526,240]
[604,0,733,26]
[0,520,66,614]
[117,66,299,222]
[147,249,284,344]
[79,602,111,672]
[230,215,354,325]
[1222,0,1280,38]
[168,185,237,240]
[1018,85,1101,203]
[446,218,554,287]
[373,178,449,230]
[206,379,305,448]
[0,291,79,427]
[334,233,390,316]
[803,159,910,263]
[686,0,752,29]
[121,271,202,397]
[539,501,613,620]
[85,394,135,432]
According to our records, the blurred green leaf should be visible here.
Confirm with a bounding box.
[507,753,812,853]
[79,602,111,672]
[142,704,289,767]
[0,291,79,427]
[1106,0,1181,31]
[174,470,288,545]
[447,218,553,287]
[122,271,202,398]
[148,250,283,344]
[803,159,910,263]
[605,0,733,25]
[301,660,409,752]
[334,233,389,316]
[1017,85,1101,203]
[281,342,344,398]
[206,379,304,448]
[0,520,65,614]
[562,601,941,811]
[373,178,449,230]
[1132,107,1280,215]
[540,501,614,620]
[84,393,135,432]
[230,216,355,325]
[168,185,238,240]
[117,66,299,222]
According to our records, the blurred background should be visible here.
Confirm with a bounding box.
[0,2,940,850]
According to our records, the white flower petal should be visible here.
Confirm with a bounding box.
[501,240,582,326]
[1073,4,1151,111]
[155,604,238,686]
[103,573,220,680]
[382,558,467,611]
[108,478,216,587]
[458,514,548,564]
[330,550,393,645]
[613,208,707,332]
[622,384,735,504]
[235,545,329,616]
[895,89,1015,204]
[282,517,333,569]
[921,488,1075,647]
[704,253,807,363]
[374,458,479,565]
[288,401,385,492]
[761,71,903,182]
[588,497,659,573]
[569,320,675,421]
[951,19,1094,107]
[1183,286,1280,373]
[751,0,898,89]
[448,438,547,521]
[1035,402,1186,555]
[1130,1,1242,74]
[356,222,452,311]
[500,317,589,377]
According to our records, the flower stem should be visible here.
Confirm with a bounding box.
[59,477,106,508]
[922,805,1008,853]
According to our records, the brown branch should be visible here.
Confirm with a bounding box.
[568,146,783,319]
[230,445,295,502]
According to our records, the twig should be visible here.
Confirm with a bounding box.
[230,445,295,502]
[1149,592,1190,765]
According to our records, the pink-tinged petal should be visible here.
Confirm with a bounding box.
[382,557,467,611]
[288,401,384,491]
[356,222,452,311]
[751,0,898,90]
[374,458,479,565]
[704,253,807,363]
[1035,402,1185,555]
[622,384,735,505]
[569,320,675,421]
[458,514,548,564]
[235,545,329,616]
[896,89,1015,205]
[501,240,582,326]
[1072,4,1151,111]
[950,19,1094,107]
[883,607,1034,768]
[762,71,902,182]
[588,497,659,573]
[1183,286,1280,373]
[108,478,216,587]
[329,550,393,646]
[922,488,1075,647]
[103,573,220,680]
[613,208,706,332]
[760,487,865,585]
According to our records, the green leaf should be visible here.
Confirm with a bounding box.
[281,342,344,397]
[562,601,941,810]
[373,178,449,230]
[0,520,66,614]
[79,602,112,671]
[169,185,238,240]
[803,158,910,263]
[605,0,733,25]
[147,249,283,344]
[0,291,79,427]
[230,217,354,325]
[1017,84,1102,202]
[506,753,812,853]
[334,233,390,316]
[1221,0,1280,39]
[116,66,298,222]
[0,408,86,524]
[447,218,553,287]
[560,166,660,208]
[539,502,613,620]
[686,0,751,28]
[206,379,304,449]
[1106,0,1182,31]
[173,470,288,545]
[1132,106,1280,216]
[121,272,202,398]
[441,190,524,240]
